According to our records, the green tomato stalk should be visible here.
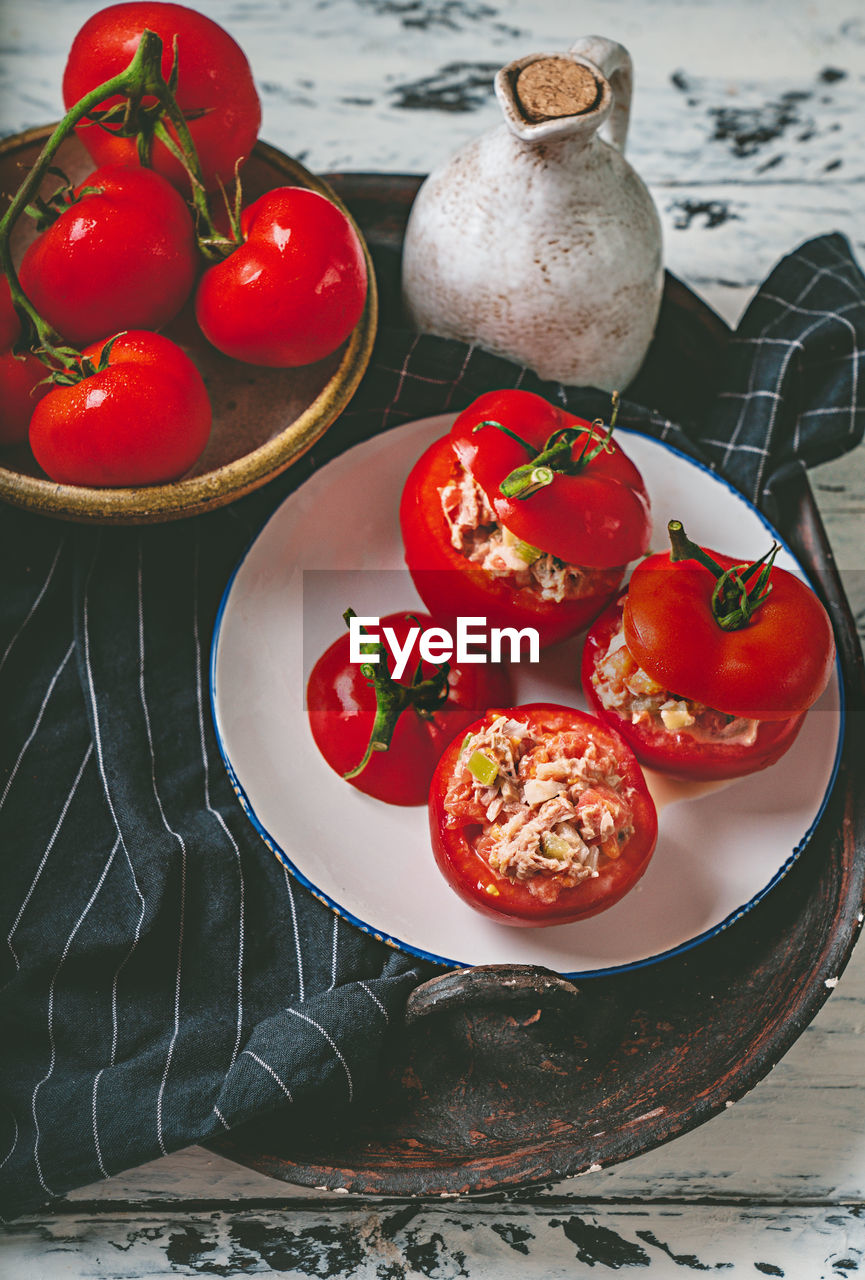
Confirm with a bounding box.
[472,390,620,500]
[667,519,780,632]
[342,608,452,780]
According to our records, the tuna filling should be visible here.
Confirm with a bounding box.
[443,715,635,903]
[440,463,594,603]
[591,616,760,746]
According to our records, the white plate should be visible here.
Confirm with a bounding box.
[211,415,843,977]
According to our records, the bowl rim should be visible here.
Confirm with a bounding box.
[0,127,378,524]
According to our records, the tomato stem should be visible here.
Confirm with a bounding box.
[471,418,534,453]
[667,520,727,576]
[667,519,780,630]
[0,39,150,362]
[341,608,451,780]
[477,391,621,500]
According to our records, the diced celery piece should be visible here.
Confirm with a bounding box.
[468,751,499,786]
[539,832,571,861]
[501,525,544,564]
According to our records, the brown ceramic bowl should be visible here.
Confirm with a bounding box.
[0,127,377,523]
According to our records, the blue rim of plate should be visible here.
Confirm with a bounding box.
[210,422,846,980]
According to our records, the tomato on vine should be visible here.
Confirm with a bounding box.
[0,278,49,447]
[0,352,51,448]
[29,330,211,487]
[62,2,261,193]
[194,187,369,367]
[0,275,20,352]
[19,164,198,348]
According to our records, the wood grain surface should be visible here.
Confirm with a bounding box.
[3,0,865,1274]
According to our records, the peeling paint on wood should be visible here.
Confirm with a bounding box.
[4,1204,865,1277]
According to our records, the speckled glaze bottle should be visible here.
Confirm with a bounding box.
[401,37,663,392]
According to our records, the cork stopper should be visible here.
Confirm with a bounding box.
[515,57,601,123]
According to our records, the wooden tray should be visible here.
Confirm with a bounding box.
[209,175,865,1195]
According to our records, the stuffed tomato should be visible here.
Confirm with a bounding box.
[582,521,836,780]
[429,703,657,926]
[400,390,651,648]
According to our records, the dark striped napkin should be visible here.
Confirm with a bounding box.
[1,232,863,1220]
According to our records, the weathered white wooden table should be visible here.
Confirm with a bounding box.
[3,0,865,1274]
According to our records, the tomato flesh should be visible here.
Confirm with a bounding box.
[429,703,658,926]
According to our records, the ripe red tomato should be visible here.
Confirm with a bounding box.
[582,598,807,781]
[194,187,368,367]
[29,330,211,486]
[624,545,834,721]
[0,275,21,351]
[62,2,261,193]
[429,703,658,926]
[0,278,50,446]
[400,435,624,647]
[19,165,197,348]
[0,350,51,447]
[307,611,512,806]
[581,522,835,780]
[400,389,650,648]
[451,389,651,568]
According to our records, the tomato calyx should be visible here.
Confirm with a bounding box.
[196,164,246,260]
[474,391,620,500]
[71,34,206,205]
[667,519,780,631]
[79,37,183,157]
[342,608,451,780]
[78,41,217,180]
[23,167,105,233]
[38,332,126,389]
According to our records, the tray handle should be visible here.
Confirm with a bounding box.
[405,963,580,1024]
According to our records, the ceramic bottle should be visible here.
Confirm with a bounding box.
[401,37,663,391]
